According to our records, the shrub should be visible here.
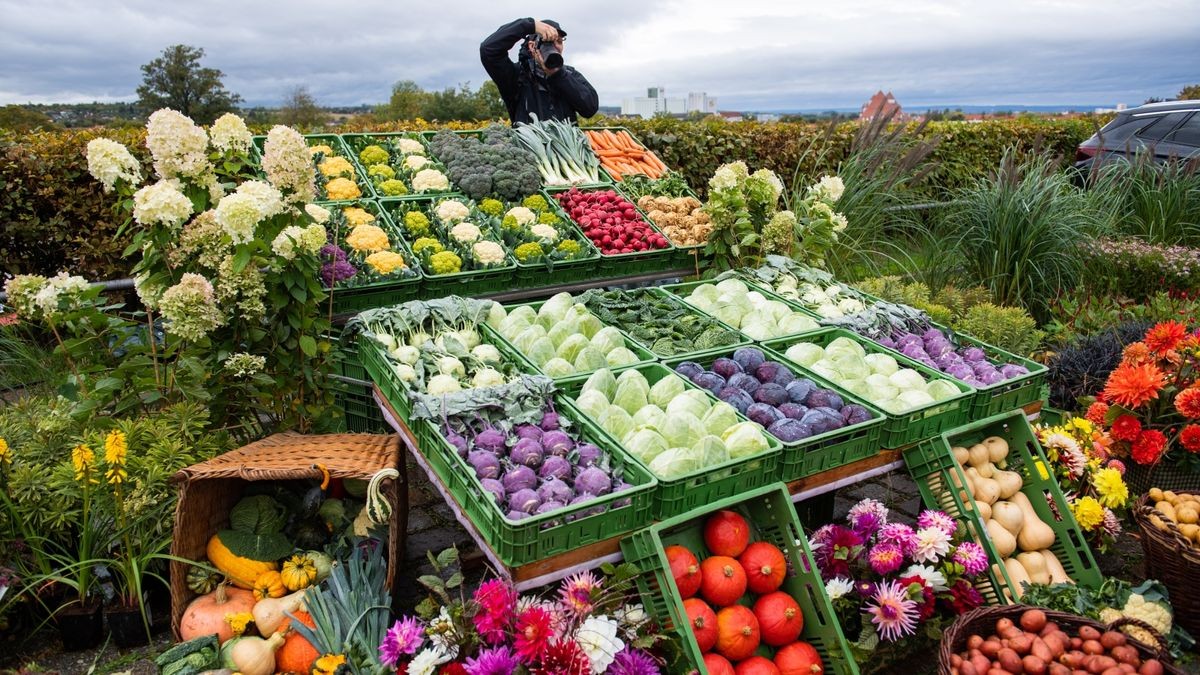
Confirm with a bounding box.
[952,303,1045,357]
[1045,322,1154,410]
[1077,238,1200,301]
[1046,288,1200,346]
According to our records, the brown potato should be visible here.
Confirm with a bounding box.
[1049,664,1072,675]
[1101,668,1126,675]
[1111,646,1139,667]
[1010,635,1033,655]
[1118,665,1136,674]
[1148,488,1164,501]
[1100,631,1127,650]
[1060,651,1085,669]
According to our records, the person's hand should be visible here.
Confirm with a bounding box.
[526,40,561,77]
[533,20,559,42]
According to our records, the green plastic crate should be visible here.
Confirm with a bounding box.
[657,278,825,340]
[661,348,886,481]
[320,200,424,314]
[764,328,974,449]
[559,363,782,520]
[416,396,657,567]
[905,410,1103,603]
[357,335,412,422]
[340,132,457,201]
[333,381,387,433]
[580,287,752,361]
[484,299,657,382]
[607,179,707,268]
[542,185,679,277]
[951,330,1049,419]
[328,332,368,381]
[620,483,859,675]
[510,195,605,288]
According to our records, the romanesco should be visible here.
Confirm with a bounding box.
[378,179,409,196]
[501,214,520,231]
[556,239,582,257]
[515,242,543,262]
[472,241,506,266]
[522,194,549,211]
[537,210,561,225]
[1098,594,1172,646]
[359,145,389,166]
[403,211,431,237]
[412,237,443,255]
[478,199,504,216]
[368,164,396,181]
[429,250,462,274]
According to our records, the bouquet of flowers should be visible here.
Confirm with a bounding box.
[809,499,988,660]
[1036,415,1129,551]
[1084,321,1200,476]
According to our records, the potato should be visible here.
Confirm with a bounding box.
[1155,502,1176,523]
[968,635,985,650]
[1177,506,1198,524]
[1079,626,1102,641]
[1111,645,1139,666]
[981,640,1003,659]
[1138,660,1163,675]
[1024,655,1048,675]
[1162,491,1177,503]
[1031,637,1053,663]
[1179,523,1199,540]
[1010,635,1033,656]
[1088,656,1117,674]
[1042,633,1066,658]
[998,648,1023,673]
[1148,488,1164,502]
[1082,639,1104,655]
[1021,609,1048,633]
[1049,664,1072,675]
[1101,668,1126,675]
[996,618,1015,634]
[1061,651,1085,669]
[1100,631,1127,650]
[1118,666,1136,674]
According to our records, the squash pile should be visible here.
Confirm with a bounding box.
[667,510,826,675]
[1146,488,1200,547]
[951,436,1071,600]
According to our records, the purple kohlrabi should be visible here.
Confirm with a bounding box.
[537,477,574,503]
[539,407,561,431]
[480,478,506,505]
[575,443,602,468]
[467,450,501,480]
[509,437,544,468]
[473,426,508,454]
[539,455,572,482]
[574,466,612,496]
[444,430,469,458]
[535,500,565,515]
[507,510,532,521]
[507,488,541,514]
[514,424,544,442]
[541,430,575,457]
[502,464,538,493]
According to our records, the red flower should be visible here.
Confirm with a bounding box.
[1103,362,1166,409]
[513,606,554,663]
[1131,429,1168,465]
[439,664,467,675]
[530,641,591,675]
[1144,321,1189,354]
[947,580,984,615]
[1110,415,1143,442]
[1181,425,1200,453]
[898,575,936,621]
[1085,401,1110,426]
[1176,388,1200,420]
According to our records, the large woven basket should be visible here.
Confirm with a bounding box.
[1134,492,1200,637]
[168,432,403,639]
[939,605,1182,675]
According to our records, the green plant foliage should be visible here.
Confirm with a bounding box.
[1086,152,1200,246]
[952,303,1046,357]
[1077,238,1200,301]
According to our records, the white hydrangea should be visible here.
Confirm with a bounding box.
[262,125,316,203]
[530,223,559,241]
[223,352,265,377]
[305,203,331,224]
[133,272,163,309]
[810,174,845,202]
[435,200,470,224]
[214,192,262,244]
[505,206,536,226]
[709,165,740,191]
[300,224,327,253]
[31,272,91,319]
[85,138,142,192]
[832,212,849,232]
[449,222,481,243]
[753,168,785,201]
[209,113,252,154]
[132,179,193,228]
[271,225,304,260]
[396,138,425,155]
[403,155,429,171]
[145,108,210,179]
[234,180,285,220]
[412,168,450,193]
[575,615,624,674]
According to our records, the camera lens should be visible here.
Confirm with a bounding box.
[540,43,563,69]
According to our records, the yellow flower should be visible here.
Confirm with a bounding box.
[365,251,407,275]
[324,177,361,201]
[309,144,335,157]
[342,207,376,228]
[0,438,10,466]
[1092,468,1129,509]
[345,224,390,253]
[318,156,355,179]
[313,653,347,675]
[71,444,96,483]
[224,611,254,637]
[104,429,128,485]
[1072,496,1105,530]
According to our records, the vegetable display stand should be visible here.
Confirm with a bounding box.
[358,332,413,423]
[323,200,424,315]
[167,432,403,639]
[929,326,1049,420]
[765,328,974,449]
[657,278,825,339]
[584,287,753,362]
[542,185,678,277]
[333,378,389,433]
[906,410,1102,603]
[1133,493,1200,636]
[341,132,455,202]
[415,397,657,568]
[559,363,783,519]
[621,483,858,675]
[938,605,1184,675]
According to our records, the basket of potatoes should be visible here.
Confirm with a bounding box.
[1134,488,1200,636]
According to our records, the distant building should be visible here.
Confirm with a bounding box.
[860,90,902,120]
[621,87,715,119]
[687,92,718,114]
[717,111,744,122]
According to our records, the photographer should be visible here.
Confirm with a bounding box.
[480,18,599,124]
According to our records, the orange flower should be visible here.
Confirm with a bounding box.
[1121,341,1150,366]
[1176,387,1200,420]
[1144,321,1188,354]
[1103,362,1166,409]
[1181,425,1200,453]
[1085,401,1109,426]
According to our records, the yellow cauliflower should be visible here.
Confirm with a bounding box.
[1098,594,1172,647]
[319,156,356,178]
[308,144,335,156]
[325,177,361,201]
[345,224,390,253]
[365,251,407,275]
[343,207,376,227]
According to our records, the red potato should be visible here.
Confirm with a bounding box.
[968,636,984,651]
[1049,663,1072,675]
[998,648,1023,673]
[1024,655,1048,675]
[981,640,1003,659]
[1079,627,1102,642]
[1139,661,1163,675]
[1021,610,1048,633]
[1100,632,1127,650]
[1009,635,1033,655]
[1031,637,1053,663]
[1082,640,1104,656]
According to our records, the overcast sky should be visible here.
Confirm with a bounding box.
[2,0,1198,111]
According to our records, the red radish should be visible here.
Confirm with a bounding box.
[754,592,804,646]
[666,545,702,598]
[775,641,824,675]
[740,542,787,594]
[684,597,718,652]
[736,656,782,675]
[705,653,736,675]
[553,189,668,256]
[704,511,750,557]
[699,556,747,607]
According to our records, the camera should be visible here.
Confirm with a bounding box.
[527,34,563,70]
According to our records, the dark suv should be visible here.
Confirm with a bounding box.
[1075,100,1200,171]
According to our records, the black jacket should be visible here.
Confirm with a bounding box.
[480,18,599,124]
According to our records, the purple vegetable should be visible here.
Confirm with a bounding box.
[541,430,575,457]
[754,361,781,384]
[514,424,543,442]
[507,510,532,521]
[962,347,986,363]
[675,361,704,380]
[575,443,602,468]
[999,364,1029,379]
[786,379,815,404]
[481,478,506,504]
[540,407,561,431]
[733,347,765,373]
[467,450,501,480]
[445,430,469,458]
[536,500,565,515]
[901,343,928,361]
[508,488,540,513]
[841,404,873,426]
[768,418,814,443]
[510,437,544,468]
[778,402,809,420]
[567,493,604,520]
[802,407,844,435]
[935,351,962,370]
[765,361,796,386]
[538,477,574,503]
[712,357,743,379]
[539,455,572,482]
[972,361,997,378]
[897,334,922,350]
[612,480,633,507]
[805,388,843,410]
[726,372,761,394]
[574,466,612,496]
[693,371,726,395]
[978,369,1004,385]
[473,426,508,454]
[747,403,785,428]
[877,335,897,349]
[718,387,755,414]
[502,465,537,493]
[923,328,945,342]
[753,382,789,407]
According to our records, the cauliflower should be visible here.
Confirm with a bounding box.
[530,224,558,242]
[522,194,549,211]
[308,144,335,157]
[1099,594,1173,646]
[378,179,409,196]
[472,241,506,266]
[403,211,431,237]
[413,168,450,193]
[435,200,471,224]
[345,224,390,252]
[342,207,375,227]
[504,206,536,226]
[478,198,504,216]
[412,237,443,255]
[556,239,582,257]
[324,177,361,201]
[368,164,396,181]
[403,155,429,171]
[429,250,462,274]
[365,251,407,275]
[450,222,482,244]
[395,138,425,156]
[359,145,389,166]
[319,156,356,178]
[514,242,543,262]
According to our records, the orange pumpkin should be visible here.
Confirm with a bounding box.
[699,556,747,607]
[754,591,804,647]
[666,545,702,599]
[179,584,256,644]
[715,604,760,662]
[275,610,319,674]
[704,653,736,675]
[704,510,750,557]
[683,597,718,653]
[735,655,782,675]
[775,641,824,675]
[739,542,787,595]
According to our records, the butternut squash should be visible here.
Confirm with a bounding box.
[994,563,1016,602]
[1016,551,1050,585]
[991,501,1025,537]
[1012,492,1056,551]
[986,518,1017,558]
[1041,550,1072,584]
[952,445,971,465]
[966,467,1000,505]
[206,533,279,589]
[976,500,992,521]
[253,589,306,635]
[227,632,285,675]
[967,443,991,469]
[992,470,1024,500]
[1004,557,1032,599]
[983,436,1010,463]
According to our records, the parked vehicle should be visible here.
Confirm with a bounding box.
[1075,100,1200,172]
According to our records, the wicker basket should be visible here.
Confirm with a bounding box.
[1134,492,1200,637]
[938,605,1181,675]
[168,432,403,639]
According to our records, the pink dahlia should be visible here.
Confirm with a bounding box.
[465,646,520,675]
[952,541,988,577]
[917,510,957,537]
[608,648,661,675]
[379,616,425,666]
[558,570,602,618]
[868,544,904,575]
[848,498,890,536]
[472,579,517,644]
[876,522,918,556]
[865,580,919,642]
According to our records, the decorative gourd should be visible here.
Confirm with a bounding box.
[280,553,318,591]
[666,545,702,599]
[699,556,748,608]
[992,470,1024,500]
[227,632,285,675]
[986,518,1017,558]
[1003,557,1032,599]
[253,570,286,601]
[275,610,319,674]
[1016,551,1050,585]
[983,436,1010,463]
[966,467,1000,505]
[1012,492,1056,551]
[220,637,247,669]
[1042,550,1072,584]
[304,550,335,582]
[775,640,824,675]
[952,445,970,465]
[991,501,1025,536]
[186,562,222,595]
[253,590,307,635]
[206,533,279,589]
[179,584,257,643]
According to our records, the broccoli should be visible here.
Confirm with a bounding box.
[425,128,540,202]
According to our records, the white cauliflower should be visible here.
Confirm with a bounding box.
[450,221,482,244]
[434,199,471,224]
[413,169,450,193]
[504,206,536,226]
[396,138,425,156]
[403,155,429,171]
[1098,594,1172,647]
[530,223,558,241]
[472,241,506,266]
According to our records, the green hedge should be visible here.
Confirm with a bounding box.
[0,117,1099,280]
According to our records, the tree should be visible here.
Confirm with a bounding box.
[136,45,242,124]
[1179,84,1200,101]
[474,80,506,120]
[275,86,327,129]
[0,105,58,131]
[378,80,430,121]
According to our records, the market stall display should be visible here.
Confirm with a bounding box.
[317,201,421,312]
[583,128,670,180]
[341,132,455,199]
[665,278,821,341]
